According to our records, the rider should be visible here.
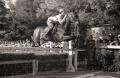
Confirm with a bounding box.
[42,8,67,39]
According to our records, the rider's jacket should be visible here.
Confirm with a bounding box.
[47,14,64,25]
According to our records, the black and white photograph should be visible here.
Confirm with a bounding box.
[0,0,120,78]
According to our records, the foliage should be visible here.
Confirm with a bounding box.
[3,24,32,41]
[0,0,10,30]
[107,0,120,29]
[1,0,37,40]
[62,0,118,27]
[2,0,120,41]
[14,0,35,26]
[3,0,63,40]
[62,0,91,48]
[61,0,120,48]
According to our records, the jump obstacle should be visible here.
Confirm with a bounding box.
[0,41,85,76]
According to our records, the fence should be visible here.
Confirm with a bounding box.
[96,46,120,72]
[0,59,38,76]
[0,46,86,76]
[0,53,68,76]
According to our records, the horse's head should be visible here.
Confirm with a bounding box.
[64,12,79,36]
[66,12,76,23]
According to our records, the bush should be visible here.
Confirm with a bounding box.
[3,24,32,41]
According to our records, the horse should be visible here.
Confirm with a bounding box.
[31,13,78,47]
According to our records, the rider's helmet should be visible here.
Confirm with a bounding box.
[58,8,64,13]
[58,8,65,15]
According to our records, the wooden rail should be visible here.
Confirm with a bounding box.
[0,47,84,52]
[0,60,33,65]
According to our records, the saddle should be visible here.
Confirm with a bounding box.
[41,24,59,41]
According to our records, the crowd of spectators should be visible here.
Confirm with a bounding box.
[0,39,33,47]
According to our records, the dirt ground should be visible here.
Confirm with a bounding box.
[3,71,120,78]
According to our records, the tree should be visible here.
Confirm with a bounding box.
[2,0,68,40]
[0,0,9,30]
[3,0,119,41]
[15,0,35,26]
[107,0,120,30]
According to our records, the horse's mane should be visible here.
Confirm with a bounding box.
[63,12,76,35]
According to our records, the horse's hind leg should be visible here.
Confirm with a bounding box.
[31,36,40,47]
[39,39,46,46]
[31,36,36,47]
[32,41,40,47]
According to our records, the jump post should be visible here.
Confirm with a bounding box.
[66,40,75,72]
